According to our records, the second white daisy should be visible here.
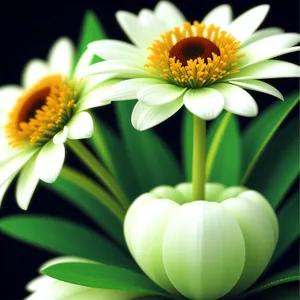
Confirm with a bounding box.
[0,37,109,209]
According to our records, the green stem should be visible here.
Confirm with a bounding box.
[60,166,125,222]
[192,115,206,201]
[67,140,130,210]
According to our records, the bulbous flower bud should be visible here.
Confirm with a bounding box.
[124,183,278,300]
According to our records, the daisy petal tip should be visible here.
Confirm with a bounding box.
[53,127,68,145]
[18,199,30,211]
[115,10,130,22]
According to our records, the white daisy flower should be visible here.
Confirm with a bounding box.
[85,1,300,130]
[25,257,144,300]
[0,37,109,210]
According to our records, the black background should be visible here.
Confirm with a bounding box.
[0,0,299,299]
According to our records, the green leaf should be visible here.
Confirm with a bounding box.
[75,10,107,64]
[271,192,299,265]
[241,266,299,298]
[42,262,168,297]
[89,114,139,200]
[246,283,299,300]
[246,119,299,209]
[0,216,135,269]
[46,166,125,248]
[241,91,299,184]
[115,101,183,193]
[206,112,241,185]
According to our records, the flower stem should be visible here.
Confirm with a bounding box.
[60,166,125,222]
[67,140,130,210]
[192,115,206,201]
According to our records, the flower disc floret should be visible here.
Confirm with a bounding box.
[5,75,80,148]
[145,22,244,88]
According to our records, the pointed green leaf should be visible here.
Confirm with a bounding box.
[241,91,299,184]
[206,112,241,185]
[42,262,168,297]
[245,283,299,300]
[115,101,183,193]
[46,166,126,248]
[246,119,299,209]
[0,216,136,270]
[89,114,140,200]
[241,266,299,298]
[76,10,107,63]
[271,192,299,264]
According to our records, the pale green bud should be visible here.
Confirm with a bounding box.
[124,183,278,300]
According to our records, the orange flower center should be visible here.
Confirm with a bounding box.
[5,75,79,148]
[145,22,245,88]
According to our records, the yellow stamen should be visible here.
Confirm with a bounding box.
[5,75,79,148]
[145,22,245,88]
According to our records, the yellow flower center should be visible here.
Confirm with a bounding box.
[5,75,79,148]
[145,22,245,88]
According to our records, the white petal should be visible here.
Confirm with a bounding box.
[82,73,118,94]
[222,197,275,295]
[229,79,283,101]
[77,79,120,112]
[242,27,284,46]
[238,190,279,246]
[239,33,300,68]
[202,4,233,28]
[116,11,155,49]
[211,83,258,117]
[26,276,54,293]
[125,198,179,293]
[225,60,300,80]
[154,1,186,28]
[0,150,36,186]
[163,201,245,300]
[88,40,146,63]
[26,276,142,300]
[124,193,157,253]
[67,112,94,139]
[0,85,23,111]
[110,78,167,101]
[0,113,8,128]
[16,154,39,210]
[53,126,69,144]
[22,59,49,89]
[138,9,169,40]
[138,84,186,105]
[132,97,183,130]
[226,5,270,42]
[84,60,148,78]
[0,130,11,155]
[48,37,75,77]
[73,48,94,81]
[0,174,16,207]
[35,141,65,183]
[183,88,224,120]
[216,186,248,202]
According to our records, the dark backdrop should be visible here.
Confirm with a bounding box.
[0,0,299,299]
